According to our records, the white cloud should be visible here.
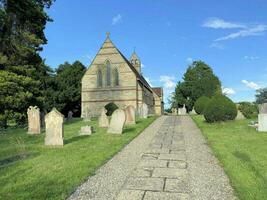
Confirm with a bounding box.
[144,77,153,87]
[112,14,122,25]
[222,87,236,95]
[203,18,267,42]
[160,75,176,89]
[215,24,267,41]
[203,18,246,29]
[186,57,193,63]
[242,80,261,90]
[210,42,225,49]
[244,56,260,60]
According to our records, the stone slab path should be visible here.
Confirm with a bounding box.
[68,116,237,200]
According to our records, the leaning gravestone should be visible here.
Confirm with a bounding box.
[45,108,64,146]
[107,109,125,134]
[67,111,73,120]
[27,106,41,134]
[99,108,109,128]
[79,125,92,136]
[124,105,136,125]
[258,103,267,132]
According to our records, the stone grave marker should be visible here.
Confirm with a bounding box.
[107,109,125,134]
[45,108,64,146]
[235,110,245,120]
[27,106,41,134]
[67,111,73,120]
[99,108,109,128]
[140,103,148,118]
[124,105,136,125]
[258,103,267,132]
[79,125,92,136]
[83,107,91,121]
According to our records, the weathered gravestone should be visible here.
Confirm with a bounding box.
[171,108,177,115]
[181,105,186,115]
[235,110,245,120]
[99,108,109,128]
[107,109,125,134]
[67,111,73,120]
[79,125,92,136]
[258,103,267,132]
[139,103,148,118]
[27,106,41,134]
[83,107,91,121]
[124,105,136,125]
[190,107,197,115]
[45,108,64,146]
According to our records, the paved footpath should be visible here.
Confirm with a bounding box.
[68,116,237,200]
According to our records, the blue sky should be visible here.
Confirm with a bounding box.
[41,0,267,107]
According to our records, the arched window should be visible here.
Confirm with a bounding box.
[97,69,102,87]
[114,68,119,86]
[106,61,111,86]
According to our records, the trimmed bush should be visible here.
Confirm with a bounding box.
[204,95,237,123]
[104,103,118,116]
[194,96,211,114]
[238,102,258,119]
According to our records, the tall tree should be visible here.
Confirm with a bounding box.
[54,61,86,116]
[256,88,267,104]
[0,0,54,128]
[171,61,221,111]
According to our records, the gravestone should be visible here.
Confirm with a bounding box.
[171,108,177,115]
[107,109,125,134]
[45,108,64,146]
[190,107,197,115]
[178,105,187,115]
[27,106,41,134]
[235,110,245,120]
[67,111,73,120]
[258,103,267,132]
[124,105,136,125]
[99,108,109,128]
[79,125,92,136]
[83,107,91,121]
[140,103,148,118]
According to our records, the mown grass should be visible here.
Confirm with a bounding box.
[191,115,267,200]
[0,116,157,200]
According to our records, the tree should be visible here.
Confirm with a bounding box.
[171,61,221,111]
[0,0,54,128]
[54,61,86,116]
[256,88,267,104]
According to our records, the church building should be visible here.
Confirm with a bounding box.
[81,33,164,117]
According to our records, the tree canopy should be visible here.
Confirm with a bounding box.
[256,88,267,104]
[0,0,54,128]
[171,61,221,111]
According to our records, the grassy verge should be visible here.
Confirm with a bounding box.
[0,116,157,200]
[191,115,267,200]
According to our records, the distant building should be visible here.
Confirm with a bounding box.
[81,33,164,117]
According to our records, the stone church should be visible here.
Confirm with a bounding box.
[81,33,164,117]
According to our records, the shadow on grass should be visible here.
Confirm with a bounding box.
[0,152,39,168]
[123,127,136,134]
[233,151,267,184]
[65,135,89,145]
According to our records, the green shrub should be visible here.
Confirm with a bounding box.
[204,95,237,123]
[238,102,258,119]
[104,103,118,116]
[194,96,210,114]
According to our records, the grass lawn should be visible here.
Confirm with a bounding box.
[191,115,267,200]
[0,116,157,200]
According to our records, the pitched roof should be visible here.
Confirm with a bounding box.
[152,87,163,97]
[98,35,162,97]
